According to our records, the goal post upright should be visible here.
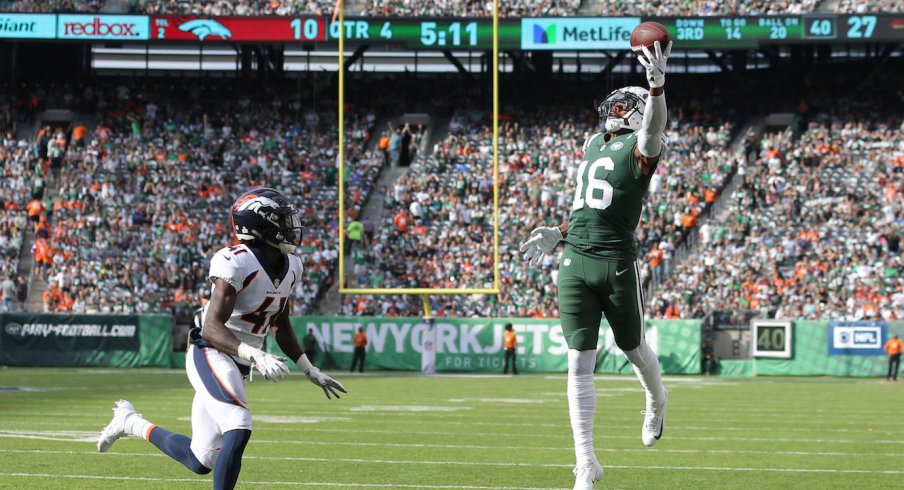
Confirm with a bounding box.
[336,0,501,374]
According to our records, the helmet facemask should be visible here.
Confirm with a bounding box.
[598,87,648,133]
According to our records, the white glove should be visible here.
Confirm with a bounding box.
[297,354,348,400]
[638,40,672,89]
[238,343,290,382]
[518,226,563,267]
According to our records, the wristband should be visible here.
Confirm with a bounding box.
[296,353,314,374]
[237,342,257,362]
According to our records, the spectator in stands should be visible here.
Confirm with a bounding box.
[16,276,28,311]
[347,218,365,250]
[72,121,87,148]
[0,275,16,312]
[379,131,390,168]
[26,198,44,225]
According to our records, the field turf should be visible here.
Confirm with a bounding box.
[0,368,900,489]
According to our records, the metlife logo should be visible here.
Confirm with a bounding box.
[57,15,150,40]
[521,17,640,50]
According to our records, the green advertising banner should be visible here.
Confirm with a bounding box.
[0,313,171,367]
[753,321,903,377]
[270,317,701,374]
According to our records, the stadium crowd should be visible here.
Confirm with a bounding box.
[832,0,903,13]
[4,76,900,322]
[651,116,903,320]
[0,0,102,12]
[341,99,739,318]
[130,0,339,16]
[10,81,383,315]
[0,102,32,287]
[362,0,582,17]
[591,0,820,16]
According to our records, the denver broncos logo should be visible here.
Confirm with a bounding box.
[178,19,232,41]
[235,195,281,225]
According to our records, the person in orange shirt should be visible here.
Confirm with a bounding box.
[72,122,87,148]
[665,303,680,319]
[393,210,411,233]
[350,326,368,373]
[503,323,518,375]
[884,335,903,381]
[680,211,698,230]
[27,198,45,224]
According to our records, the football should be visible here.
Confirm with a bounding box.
[630,21,671,54]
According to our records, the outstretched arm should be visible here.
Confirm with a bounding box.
[519,222,568,267]
[635,40,672,175]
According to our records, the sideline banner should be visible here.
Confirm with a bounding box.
[275,317,701,374]
[0,313,170,367]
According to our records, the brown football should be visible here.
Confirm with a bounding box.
[630,21,671,54]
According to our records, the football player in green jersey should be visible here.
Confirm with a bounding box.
[519,40,672,490]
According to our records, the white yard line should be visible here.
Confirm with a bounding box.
[2,426,903,446]
[5,445,904,460]
[0,472,568,489]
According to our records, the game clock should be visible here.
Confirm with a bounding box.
[751,320,793,359]
[420,21,478,47]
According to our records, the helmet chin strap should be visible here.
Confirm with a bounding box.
[605,118,624,132]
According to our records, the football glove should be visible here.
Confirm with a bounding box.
[519,226,563,267]
[297,354,348,400]
[638,40,672,89]
[238,343,290,382]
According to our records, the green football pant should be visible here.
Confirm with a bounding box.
[557,245,645,352]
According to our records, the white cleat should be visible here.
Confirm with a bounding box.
[97,399,137,452]
[572,461,603,490]
[641,389,668,447]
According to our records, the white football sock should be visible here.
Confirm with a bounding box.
[623,339,665,408]
[567,349,597,467]
[125,413,154,440]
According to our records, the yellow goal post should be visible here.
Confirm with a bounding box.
[336,0,501,309]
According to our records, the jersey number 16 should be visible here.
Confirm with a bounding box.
[572,157,615,211]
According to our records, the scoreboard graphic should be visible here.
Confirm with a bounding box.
[150,16,326,42]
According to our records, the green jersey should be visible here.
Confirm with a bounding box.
[563,131,656,260]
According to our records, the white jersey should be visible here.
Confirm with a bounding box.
[205,243,304,365]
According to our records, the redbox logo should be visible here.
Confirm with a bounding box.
[57,15,149,40]
[64,18,135,37]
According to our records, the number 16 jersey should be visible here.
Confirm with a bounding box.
[563,131,662,261]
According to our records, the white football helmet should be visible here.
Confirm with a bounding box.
[599,86,649,133]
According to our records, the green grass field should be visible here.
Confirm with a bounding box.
[0,368,901,489]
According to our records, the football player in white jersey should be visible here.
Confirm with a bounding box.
[97,188,346,490]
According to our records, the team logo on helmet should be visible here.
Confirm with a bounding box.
[231,188,303,254]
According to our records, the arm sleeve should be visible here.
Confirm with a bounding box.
[637,92,667,158]
[209,249,243,292]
